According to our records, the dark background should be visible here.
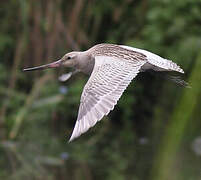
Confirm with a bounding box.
[0,0,201,179]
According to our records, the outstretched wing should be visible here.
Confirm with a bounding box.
[120,45,184,73]
[69,56,146,142]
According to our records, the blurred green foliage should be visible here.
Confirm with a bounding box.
[0,0,201,180]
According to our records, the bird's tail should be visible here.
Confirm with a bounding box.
[165,75,191,88]
[148,70,190,88]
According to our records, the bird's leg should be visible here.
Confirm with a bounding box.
[58,70,80,82]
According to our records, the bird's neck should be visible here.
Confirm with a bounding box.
[76,51,95,75]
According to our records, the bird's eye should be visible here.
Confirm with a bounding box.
[67,56,71,60]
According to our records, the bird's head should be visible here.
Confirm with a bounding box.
[23,51,80,72]
[61,51,80,67]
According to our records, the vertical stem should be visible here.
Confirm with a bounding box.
[151,53,201,180]
[0,36,27,138]
[68,0,85,37]
[9,73,53,139]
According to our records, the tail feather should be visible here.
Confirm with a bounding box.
[166,75,191,88]
[148,70,190,88]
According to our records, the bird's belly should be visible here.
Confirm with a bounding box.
[140,62,153,72]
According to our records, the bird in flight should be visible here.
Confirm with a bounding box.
[23,43,186,142]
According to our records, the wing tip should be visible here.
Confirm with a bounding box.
[175,65,184,74]
[68,129,80,142]
[179,68,185,74]
[68,136,75,143]
[68,120,80,143]
[68,116,92,143]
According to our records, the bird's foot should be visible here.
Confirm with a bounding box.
[58,70,80,82]
[59,72,73,82]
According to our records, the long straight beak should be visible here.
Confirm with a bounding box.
[23,60,62,72]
